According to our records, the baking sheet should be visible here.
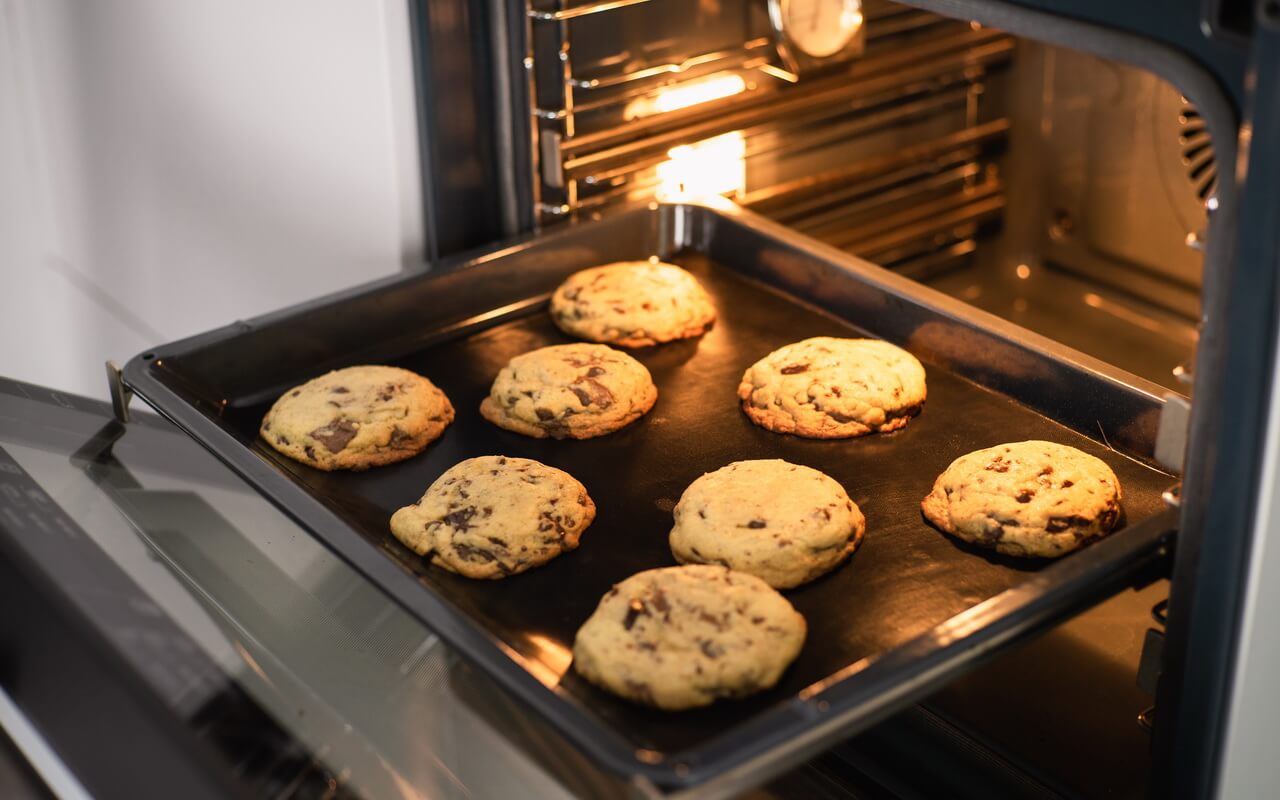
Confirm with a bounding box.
[124,201,1176,790]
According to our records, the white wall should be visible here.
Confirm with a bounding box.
[0,0,423,399]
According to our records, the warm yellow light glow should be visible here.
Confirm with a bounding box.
[656,131,746,199]
[1083,292,1103,308]
[1015,264,1031,279]
[624,73,747,120]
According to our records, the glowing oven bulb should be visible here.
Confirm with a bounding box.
[656,131,747,199]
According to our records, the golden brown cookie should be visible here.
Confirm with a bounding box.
[670,459,865,588]
[390,456,595,579]
[572,565,806,710]
[549,261,716,347]
[921,440,1123,558]
[480,343,657,439]
[260,365,453,471]
[738,337,926,438]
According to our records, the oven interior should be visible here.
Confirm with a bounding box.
[522,0,1205,390]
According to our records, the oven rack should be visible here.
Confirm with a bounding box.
[526,6,1007,214]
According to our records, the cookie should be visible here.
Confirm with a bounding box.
[921,440,1123,558]
[480,343,658,439]
[738,337,927,438]
[549,261,716,347]
[670,460,865,588]
[261,365,453,471]
[572,565,806,710]
[390,456,596,579]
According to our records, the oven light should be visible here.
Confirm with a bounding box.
[656,131,747,199]
[625,73,748,120]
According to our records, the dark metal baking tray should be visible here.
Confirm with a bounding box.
[123,200,1177,795]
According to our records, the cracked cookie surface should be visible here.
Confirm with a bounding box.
[670,460,865,588]
[921,440,1123,558]
[261,365,453,471]
[572,565,805,710]
[480,343,658,439]
[390,456,595,579]
[738,337,926,438]
[550,261,716,348]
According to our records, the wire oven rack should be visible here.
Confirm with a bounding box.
[523,0,1012,279]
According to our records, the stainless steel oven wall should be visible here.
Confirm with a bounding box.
[927,38,1205,387]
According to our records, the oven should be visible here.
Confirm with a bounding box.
[4,0,1279,797]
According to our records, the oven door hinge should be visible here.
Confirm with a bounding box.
[105,360,134,424]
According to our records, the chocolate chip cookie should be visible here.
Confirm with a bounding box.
[921,440,1123,558]
[261,365,453,471]
[669,460,865,588]
[549,260,716,348]
[572,565,806,710]
[390,456,596,579]
[480,343,658,439]
[738,337,927,438]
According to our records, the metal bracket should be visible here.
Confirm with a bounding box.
[1154,393,1192,473]
[105,360,133,424]
[1137,628,1165,695]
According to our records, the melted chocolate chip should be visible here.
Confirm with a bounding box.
[543,418,572,439]
[747,519,767,529]
[623,599,648,630]
[331,387,350,394]
[700,641,721,659]
[624,679,655,704]
[571,377,614,409]
[444,507,477,531]
[1016,489,1034,503]
[887,403,923,420]
[587,366,606,377]
[453,543,495,563]
[1062,480,1074,488]
[1046,515,1093,533]
[650,590,671,616]
[535,408,555,421]
[304,445,316,460]
[310,419,358,453]
[781,364,809,375]
[1099,506,1120,530]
